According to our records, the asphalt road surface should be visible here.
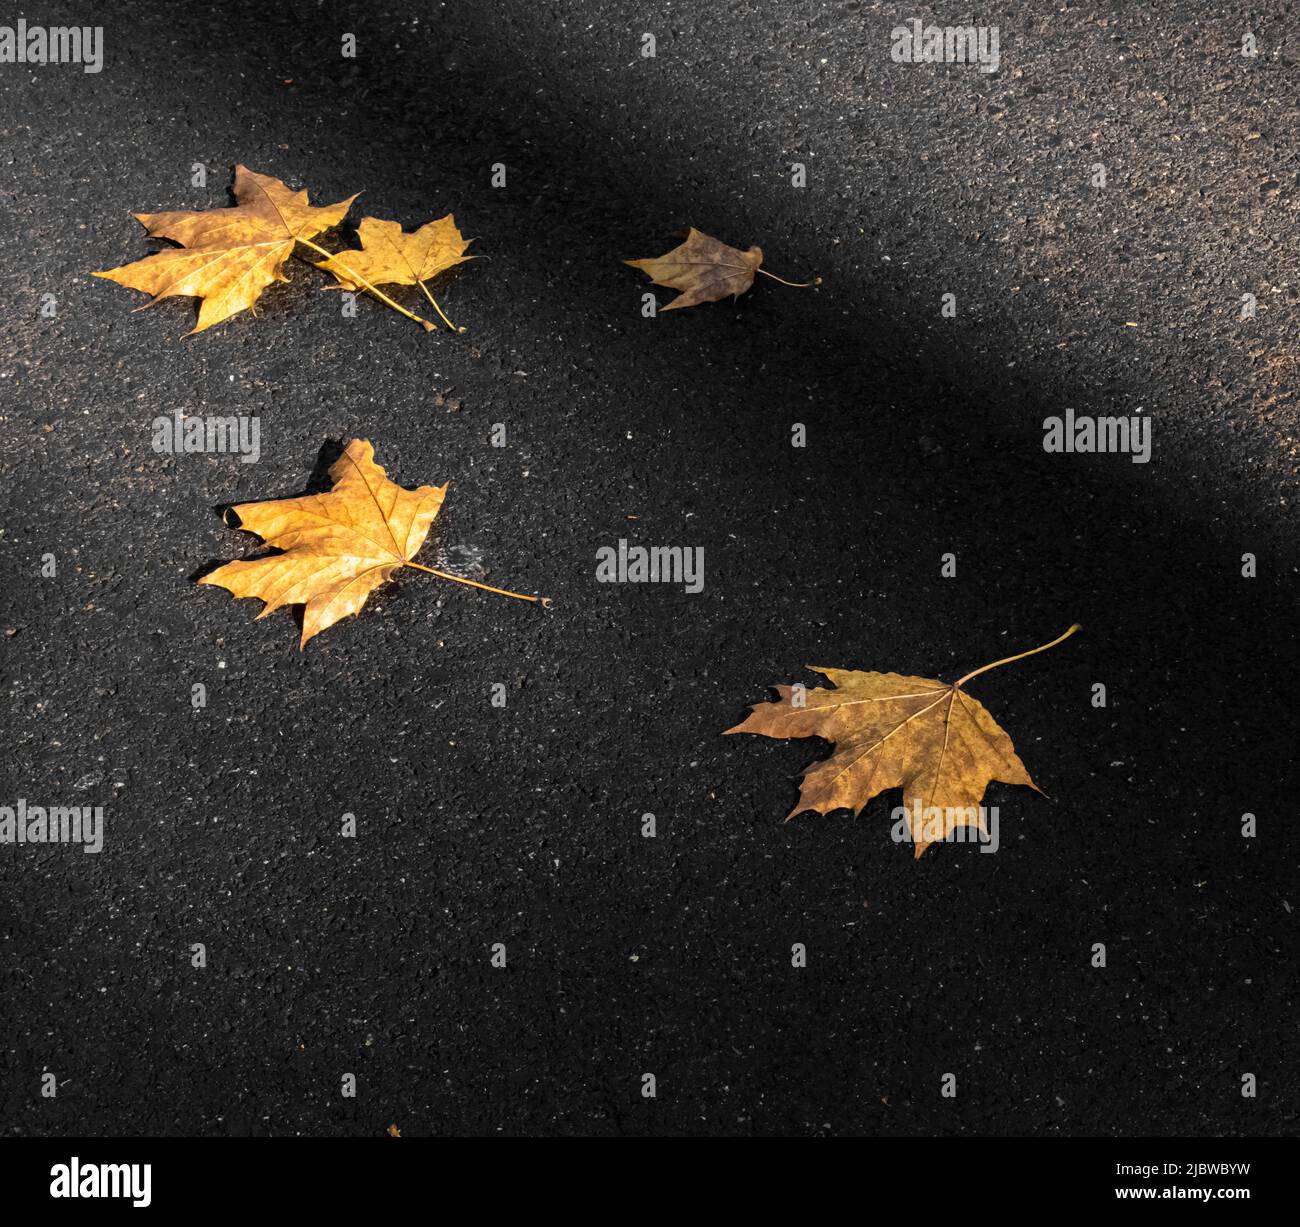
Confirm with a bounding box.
[1,1,1296,1136]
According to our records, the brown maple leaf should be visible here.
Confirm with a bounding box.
[724,626,1080,857]
[625,227,819,310]
[201,439,548,648]
[315,214,474,332]
[94,166,437,334]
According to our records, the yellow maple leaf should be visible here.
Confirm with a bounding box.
[625,227,818,310]
[201,439,546,648]
[94,165,358,334]
[315,214,474,331]
[724,626,1080,857]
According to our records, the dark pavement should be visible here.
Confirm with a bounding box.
[0,1,1296,1135]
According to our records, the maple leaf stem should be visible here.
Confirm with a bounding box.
[755,268,823,289]
[295,237,438,332]
[955,624,1081,689]
[414,278,466,334]
[407,562,551,607]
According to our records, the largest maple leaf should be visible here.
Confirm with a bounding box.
[94,165,357,334]
[725,627,1080,857]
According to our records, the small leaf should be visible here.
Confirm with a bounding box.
[315,214,474,331]
[315,215,473,290]
[625,227,818,310]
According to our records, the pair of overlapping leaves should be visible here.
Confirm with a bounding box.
[95,165,472,333]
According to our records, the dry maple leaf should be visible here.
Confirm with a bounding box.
[94,165,437,334]
[724,626,1080,857]
[315,214,474,332]
[625,227,819,310]
[201,439,547,648]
